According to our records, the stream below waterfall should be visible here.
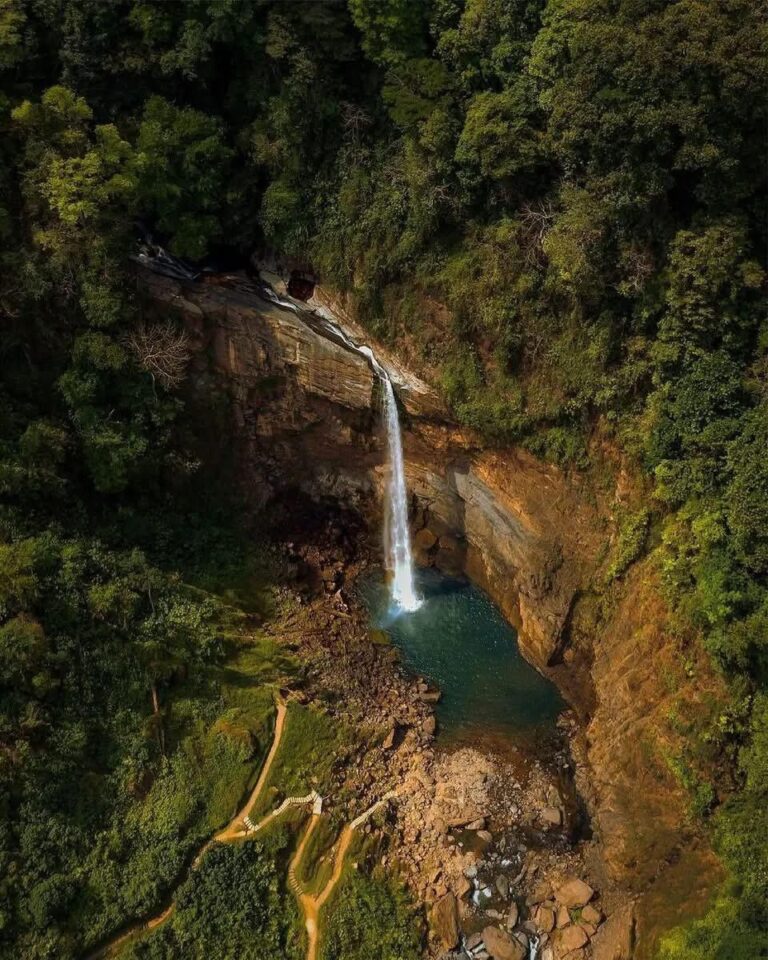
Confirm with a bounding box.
[363,567,564,750]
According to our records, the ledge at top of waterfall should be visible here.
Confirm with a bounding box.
[258,281,421,614]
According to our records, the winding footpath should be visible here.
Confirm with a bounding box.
[86,698,396,960]
[289,791,398,960]
[213,698,288,843]
[86,699,289,960]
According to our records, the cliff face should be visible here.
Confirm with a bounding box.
[139,267,719,955]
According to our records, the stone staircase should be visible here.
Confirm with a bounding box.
[288,859,305,896]
[244,790,323,834]
[349,790,397,831]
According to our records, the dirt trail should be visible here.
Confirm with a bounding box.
[86,698,288,959]
[215,699,288,842]
[293,819,353,960]
[291,793,396,960]
[89,699,393,960]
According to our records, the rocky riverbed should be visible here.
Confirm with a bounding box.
[263,504,635,960]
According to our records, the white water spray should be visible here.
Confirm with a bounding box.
[323,333,421,612]
[258,282,420,612]
[379,374,421,611]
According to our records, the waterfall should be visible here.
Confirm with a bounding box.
[257,281,420,612]
[379,374,421,612]
[324,336,421,613]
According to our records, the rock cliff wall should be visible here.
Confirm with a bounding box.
[138,267,718,957]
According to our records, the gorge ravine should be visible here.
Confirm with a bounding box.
[138,262,721,959]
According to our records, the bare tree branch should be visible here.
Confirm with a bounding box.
[123,319,191,390]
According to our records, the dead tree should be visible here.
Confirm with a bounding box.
[123,319,191,391]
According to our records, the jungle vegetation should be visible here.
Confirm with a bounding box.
[0,1,766,957]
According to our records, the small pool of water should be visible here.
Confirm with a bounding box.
[363,567,564,746]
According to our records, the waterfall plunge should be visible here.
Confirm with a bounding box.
[303,319,421,611]
[258,282,420,613]
[341,343,421,613]
[380,374,421,612]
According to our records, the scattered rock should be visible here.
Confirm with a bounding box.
[555,877,594,908]
[468,817,487,830]
[591,904,635,960]
[481,925,526,960]
[527,880,553,906]
[382,726,396,750]
[535,904,555,933]
[477,829,493,843]
[582,903,602,926]
[431,893,459,951]
[541,806,562,827]
[423,715,437,737]
[496,874,509,899]
[506,901,519,930]
[557,924,589,954]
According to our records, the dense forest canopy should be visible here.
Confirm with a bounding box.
[0,1,766,958]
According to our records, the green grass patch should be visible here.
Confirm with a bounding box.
[319,851,423,960]
[605,508,650,581]
[251,703,347,818]
[296,813,343,896]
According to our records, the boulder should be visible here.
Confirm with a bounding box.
[557,924,589,954]
[423,715,437,737]
[506,902,519,929]
[591,904,635,960]
[555,878,594,909]
[481,925,526,960]
[582,904,602,926]
[477,829,493,843]
[556,905,571,928]
[419,689,442,703]
[382,726,396,750]
[527,880,553,905]
[496,874,510,899]
[541,806,562,827]
[535,904,555,933]
[414,527,438,552]
[455,875,472,900]
[430,893,459,951]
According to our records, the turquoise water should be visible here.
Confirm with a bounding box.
[363,567,564,744]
